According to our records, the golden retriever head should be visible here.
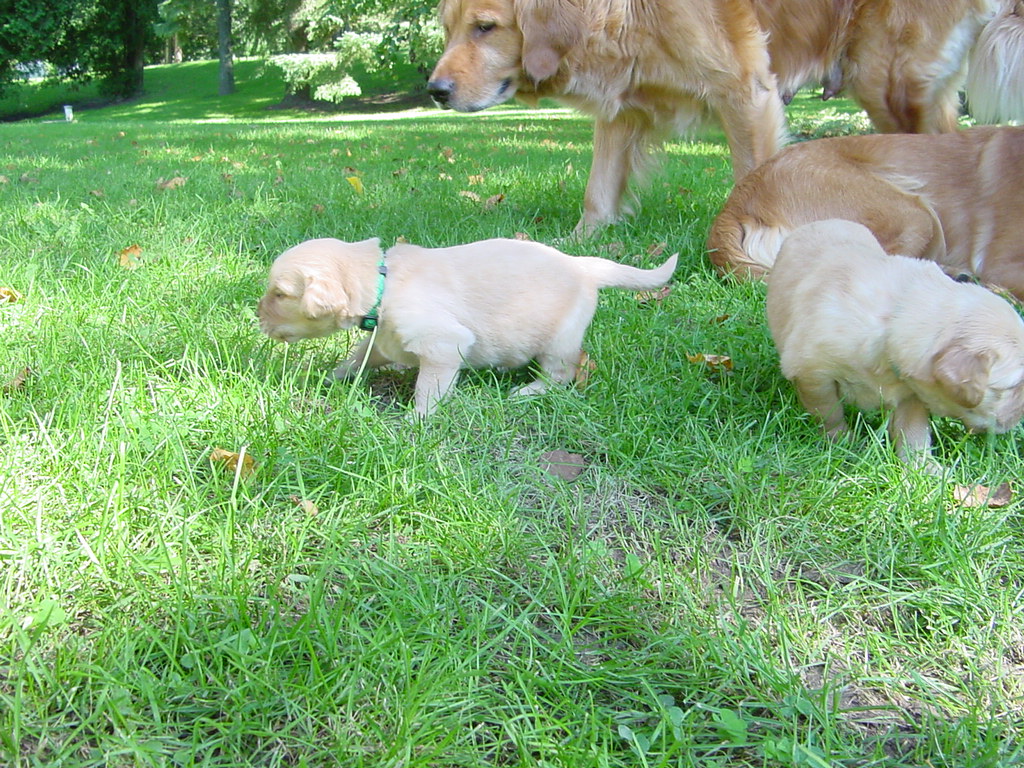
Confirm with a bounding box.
[427,0,583,111]
[929,335,1024,434]
[257,238,380,343]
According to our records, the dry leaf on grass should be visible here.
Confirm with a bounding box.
[118,244,143,270]
[647,241,667,257]
[209,448,256,479]
[540,450,587,482]
[484,193,505,209]
[952,482,1012,508]
[687,353,734,372]
[3,367,31,392]
[574,350,596,389]
[156,176,187,190]
[636,285,672,304]
[346,176,365,194]
[0,287,23,304]
[458,190,481,202]
[290,495,320,516]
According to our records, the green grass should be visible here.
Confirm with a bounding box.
[1,61,1022,767]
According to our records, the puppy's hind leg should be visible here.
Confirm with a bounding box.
[793,375,848,439]
[510,349,580,398]
[511,312,591,398]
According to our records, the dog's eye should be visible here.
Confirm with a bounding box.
[273,290,286,299]
[475,21,496,34]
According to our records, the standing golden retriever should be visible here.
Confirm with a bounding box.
[707,125,1024,300]
[757,0,1021,132]
[428,0,789,234]
[427,0,1024,233]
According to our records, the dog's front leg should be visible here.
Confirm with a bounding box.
[412,361,463,417]
[889,397,940,472]
[575,117,644,235]
[793,376,848,438]
[333,336,390,380]
[713,76,787,180]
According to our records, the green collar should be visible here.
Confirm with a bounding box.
[358,258,387,331]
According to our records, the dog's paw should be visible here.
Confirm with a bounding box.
[510,380,550,397]
[332,361,362,380]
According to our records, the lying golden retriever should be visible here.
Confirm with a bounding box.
[708,125,1024,301]
[258,237,677,416]
[766,219,1024,469]
[427,0,1024,233]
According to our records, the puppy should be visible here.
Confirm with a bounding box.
[258,237,677,416]
[766,219,1024,469]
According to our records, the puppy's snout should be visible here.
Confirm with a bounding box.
[427,78,454,107]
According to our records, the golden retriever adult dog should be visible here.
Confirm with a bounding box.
[427,0,1024,234]
[708,125,1024,301]
[258,237,677,416]
[428,0,789,233]
[766,220,1024,469]
[758,0,1024,132]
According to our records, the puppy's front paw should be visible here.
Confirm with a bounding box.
[332,359,362,380]
[824,423,850,441]
[510,380,550,398]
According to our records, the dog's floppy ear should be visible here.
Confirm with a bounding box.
[299,237,381,320]
[299,272,348,320]
[931,342,995,408]
[515,0,582,82]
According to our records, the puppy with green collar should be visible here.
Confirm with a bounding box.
[259,237,676,416]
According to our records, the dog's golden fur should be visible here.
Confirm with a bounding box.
[766,220,1024,468]
[708,125,1024,301]
[760,0,1010,133]
[258,237,677,416]
[428,0,788,232]
[428,0,1024,233]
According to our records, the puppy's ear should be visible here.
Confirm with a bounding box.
[299,273,348,320]
[931,343,995,408]
[515,0,582,82]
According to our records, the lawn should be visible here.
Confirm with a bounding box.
[0,60,1021,767]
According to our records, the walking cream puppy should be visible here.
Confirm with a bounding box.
[259,237,677,416]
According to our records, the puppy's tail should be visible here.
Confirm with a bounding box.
[582,253,678,290]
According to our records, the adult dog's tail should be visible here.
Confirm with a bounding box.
[966,0,1024,123]
[706,194,788,281]
[580,253,679,290]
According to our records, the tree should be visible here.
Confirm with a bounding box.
[217,0,234,95]
[0,0,160,98]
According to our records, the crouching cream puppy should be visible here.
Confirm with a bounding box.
[766,219,1024,469]
[258,237,677,416]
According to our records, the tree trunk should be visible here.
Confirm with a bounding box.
[217,0,235,96]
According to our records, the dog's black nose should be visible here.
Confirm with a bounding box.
[427,78,454,107]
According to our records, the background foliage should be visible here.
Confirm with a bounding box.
[0,0,440,104]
